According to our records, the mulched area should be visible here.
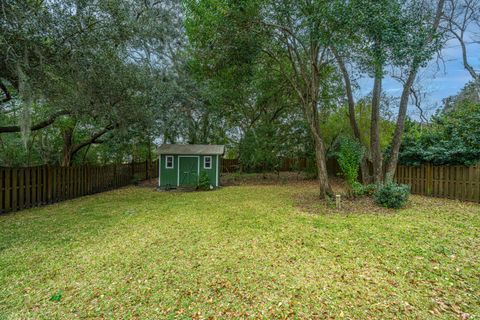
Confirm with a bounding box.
[292,185,396,215]
[218,173,395,215]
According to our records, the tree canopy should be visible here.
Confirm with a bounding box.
[1,0,478,198]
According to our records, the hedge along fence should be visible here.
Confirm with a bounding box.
[395,164,480,203]
[0,160,159,214]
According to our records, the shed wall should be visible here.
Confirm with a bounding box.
[159,154,178,187]
[159,154,220,188]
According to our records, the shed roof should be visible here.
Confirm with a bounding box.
[158,144,225,155]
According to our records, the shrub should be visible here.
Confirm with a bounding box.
[352,181,365,197]
[364,184,377,196]
[337,137,363,195]
[197,171,212,191]
[352,182,377,198]
[131,174,142,186]
[373,183,410,209]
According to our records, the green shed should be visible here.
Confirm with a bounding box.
[158,144,225,189]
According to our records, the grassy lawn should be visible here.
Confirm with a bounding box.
[0,183,479,319]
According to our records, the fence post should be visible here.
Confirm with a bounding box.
[113,164,117,187]
[426,163,433,196]
[146,160,149,180]
[4,168,11,212]
[47,166,53,203]
[0,168,4,214]
[11,168,17,211]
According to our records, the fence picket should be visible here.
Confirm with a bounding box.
[25,168,31,208]
[18,169,24,210]
[0,168,3,214]
[4,169,11,212]
[395,164,479,203]
[476,165,480,203]
[11,169,17,211]
[31,167,37,206]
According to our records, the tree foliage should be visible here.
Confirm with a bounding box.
[398,83,480,166]
[0,0,184,166]
[337,137,363,192]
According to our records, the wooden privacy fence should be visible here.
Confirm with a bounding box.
[221,159,240,173]
[0,160,159,214]
[395,164,480,203]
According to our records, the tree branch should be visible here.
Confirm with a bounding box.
[332,48,362,142]
[0,110,70,133]
[70,124,116,157]
[0,81,12,104]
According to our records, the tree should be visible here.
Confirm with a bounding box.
[186,0,346,198]
[0,0,184,166]
[384,0,445,182]
[331,0,446,184]
[443,0,480,98]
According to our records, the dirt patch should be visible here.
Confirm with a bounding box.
[293,188,396,215]
[291,179,398,215]
[138,178,159,188]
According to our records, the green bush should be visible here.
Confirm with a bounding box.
[352,183,378,198]
[197,171,212,191]
[364,184,377,196]
[352,181,365,197]
[374,183,410,209]
[131,174,142,186]
[337,137,363,195]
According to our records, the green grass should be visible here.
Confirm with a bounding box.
[0,184,479,319]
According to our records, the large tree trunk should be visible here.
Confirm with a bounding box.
[384,71,416,183]
[333,49,372,184]
[61,124,114,167]
[61,127,74,167]
[370,66,383,185]
[305,99,333,199]
[312,133,333,198]
[359,156,371,184]
[384,0,445,183]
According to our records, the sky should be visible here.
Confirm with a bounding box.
[357,35,479,120]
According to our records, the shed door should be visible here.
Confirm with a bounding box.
[179,157,198,186]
